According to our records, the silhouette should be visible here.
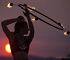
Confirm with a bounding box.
[1,9,34,60]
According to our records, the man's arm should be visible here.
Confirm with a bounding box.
[24,9,35,44]
[1,16,22,45]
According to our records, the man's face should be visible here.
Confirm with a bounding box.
[20,24,29,34]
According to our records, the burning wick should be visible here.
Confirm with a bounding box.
[58,22,65,29]
[64,31,70,35]
[58,22,63,26]
[64,31,68,35]
[31,18,35,22]
[61,23,63,27]
[31,17,38,22]
[27,5,35,11]
[7,3,13,8]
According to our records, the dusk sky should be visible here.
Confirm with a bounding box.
[0,0,70,59]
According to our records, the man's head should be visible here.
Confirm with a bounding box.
[14,16,29,35]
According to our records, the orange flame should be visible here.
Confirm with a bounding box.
[31,18,35,22]
[7,3,12,8]
[61,23,65,29]
[64,31,68,35]
[61,23,63,27]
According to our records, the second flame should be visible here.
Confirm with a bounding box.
[7,3,12,8]
[27,5,35,11]
[64,31,68,35]
[31,18,35,22]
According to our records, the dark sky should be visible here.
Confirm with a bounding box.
[0,0,70,58]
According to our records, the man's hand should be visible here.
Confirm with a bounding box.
[23,8,30,17]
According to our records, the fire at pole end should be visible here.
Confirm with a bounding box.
[7,3,13,8]
[64,31,70,35]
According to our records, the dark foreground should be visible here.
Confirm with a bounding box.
[0,55,69,60]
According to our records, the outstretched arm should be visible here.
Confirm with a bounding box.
[24,9,34,44]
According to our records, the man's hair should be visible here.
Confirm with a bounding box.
[14,21,27,34]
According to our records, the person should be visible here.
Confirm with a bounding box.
[1,9,34,60]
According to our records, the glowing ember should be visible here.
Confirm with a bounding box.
[31,18,35,22]
[61,24,65,29]
[64,31,70,35]
[61,23,63,27]
[61,23,65,28]
[27,5,35,11]
[7,3,12,8]
[58,22,64,27]
[64,31,68,35]
[5,43,11,53]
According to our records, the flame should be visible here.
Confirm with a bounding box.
[64,31,68,35]
[31,18,35,22]
[27,5,35,11]
[60,23,65,29]
[61,23,63,27]
[7,3,12,8]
